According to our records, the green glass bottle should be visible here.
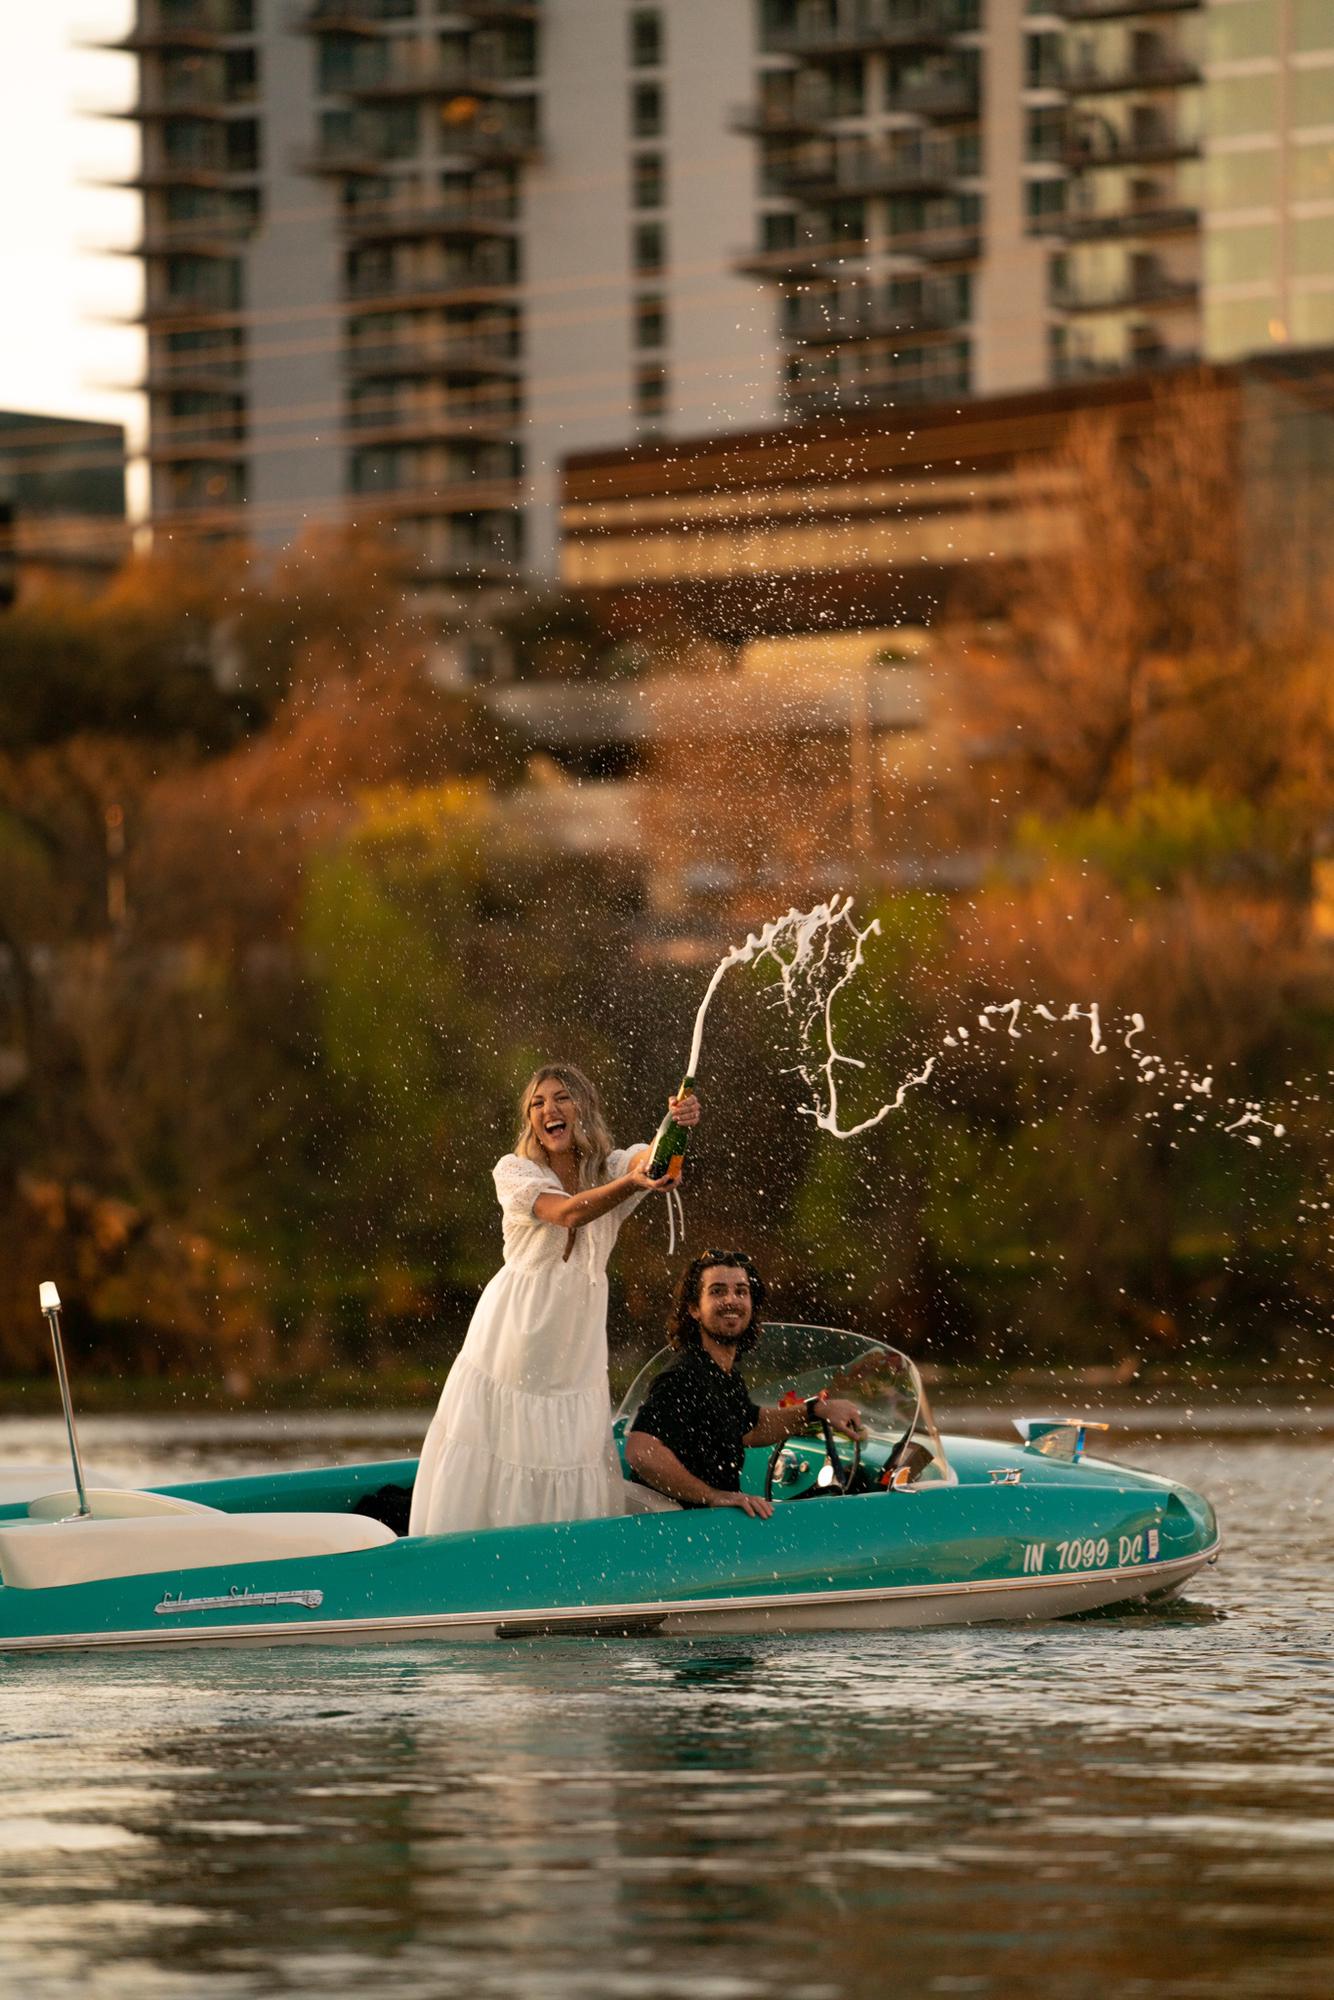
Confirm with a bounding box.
[645,1073,694,1182]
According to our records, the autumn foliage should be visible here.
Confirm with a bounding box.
[0,386,1331,1393]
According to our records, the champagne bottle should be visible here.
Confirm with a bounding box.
[645,1073,694,1182]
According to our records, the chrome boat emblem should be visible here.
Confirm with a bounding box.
[156,1585,325,1615]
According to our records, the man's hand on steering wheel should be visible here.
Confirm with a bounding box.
[815,1395,865,1440]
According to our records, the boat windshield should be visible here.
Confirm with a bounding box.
[616,1323,951,1482]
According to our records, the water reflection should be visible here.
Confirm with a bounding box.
[0,1434,1329,1997]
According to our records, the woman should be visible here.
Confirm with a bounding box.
[409,1063,700,1537]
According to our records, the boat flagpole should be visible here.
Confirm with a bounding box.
[39,1282,90,1520]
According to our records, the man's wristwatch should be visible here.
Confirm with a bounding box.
[803,1393,825,1423]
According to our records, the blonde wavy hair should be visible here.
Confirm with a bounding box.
[514,1063,614,1188]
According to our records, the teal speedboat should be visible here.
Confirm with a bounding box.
[0,1324,1219,1655]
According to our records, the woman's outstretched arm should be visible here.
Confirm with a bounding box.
[532,1153,659,1231]
[532,1092,701,1232]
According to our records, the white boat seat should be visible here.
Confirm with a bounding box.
[0,1511,397,1591]
[622,1479,683,1515]
[27,1488,219,1522]
[0,1463,116,1508]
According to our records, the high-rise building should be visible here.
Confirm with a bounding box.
[104,0,1334,602]
[742,0,1333,404]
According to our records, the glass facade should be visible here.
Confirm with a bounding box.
[1204,0,1334,364]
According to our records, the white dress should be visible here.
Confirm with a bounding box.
[408,1147,648,1537]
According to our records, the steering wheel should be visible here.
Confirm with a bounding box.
[764,1418,862,1502]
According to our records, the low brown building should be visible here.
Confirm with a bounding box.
[560,350,1334,644]
[0,412,130,605]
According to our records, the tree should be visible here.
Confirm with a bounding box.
[947,378,1334,838]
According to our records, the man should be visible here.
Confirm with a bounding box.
[625,1250,865,1520]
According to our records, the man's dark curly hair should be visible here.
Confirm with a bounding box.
[668,1251,768,1355]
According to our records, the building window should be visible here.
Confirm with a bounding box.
[1208,74,1279,140]
[629,8,663,69]
[635,362,667,420]
[1209,146,1280,208]
[224,47,258,100]
[1208,1,1280,63]
[1292,67,1334,126]
[1026,106,1066,162]
[633,220,665,273]
[1025,33,1062,90]
[634,293,666,348]
[631,81,663,138]
[1205,222,1278,285]
[1296,0,1334,52]
[1024,178,1066,227]
[632,151,665,209]
[224,118,260,172]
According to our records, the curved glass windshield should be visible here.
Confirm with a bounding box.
[617,1322,950,1481]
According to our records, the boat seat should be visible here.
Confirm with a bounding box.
[0,1464,115,1509]
[27,1488,219,1522]
[0,1510,397,1591]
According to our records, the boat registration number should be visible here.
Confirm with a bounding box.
[1022,1527,1160,1575]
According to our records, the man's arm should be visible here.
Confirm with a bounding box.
[743,1395,865,1449]
[624,1431,773,1519]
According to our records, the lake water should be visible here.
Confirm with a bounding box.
[0,1409,1330,2000]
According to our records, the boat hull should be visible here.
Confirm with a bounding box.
[0,1441,1220,1655]
[0,1541,1217,1653]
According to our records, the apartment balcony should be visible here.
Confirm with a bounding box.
[348,54,536,99]
[1052,343,1198,382]
[102,0,255,51]
[787,285,967,343]
[296,1,408,32]
[346,266,516,307]
[1054,0,1200,19]
[452,0,540,19]
[891,220,982,262]
[1063,123,1201,169]
[735,236,850,280]
[786,367,969,412]
[345,333,521,380]
[883,71,981,120]
[768,136,968,202]
[347,408,516,447]
[122,147,258,187]
[147,434,247,463]
[142,359,245,394]
[113,80,250,119]
[137,285,243,327]
[1052,269,1200,313]
[343,198,518,243]
[1062,50,1203,95]
[1038,201,1198,243]
[730,97,846,139]
[437,108,541,162]
[134,216,255,254]
[760,1,977,61]
[361,484,524,526]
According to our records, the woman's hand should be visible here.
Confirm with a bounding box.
[626,1152,677,1195]
[671,1091,701,1127]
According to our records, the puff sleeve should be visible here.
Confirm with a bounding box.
[492,1153,554,1226]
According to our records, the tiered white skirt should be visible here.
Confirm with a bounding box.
[408,1265,625,1537]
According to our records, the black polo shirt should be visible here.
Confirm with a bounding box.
[629,1346,761,1498]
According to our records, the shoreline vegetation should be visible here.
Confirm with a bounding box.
[1,387,1332,1389]
[3,1358,1330,1419]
